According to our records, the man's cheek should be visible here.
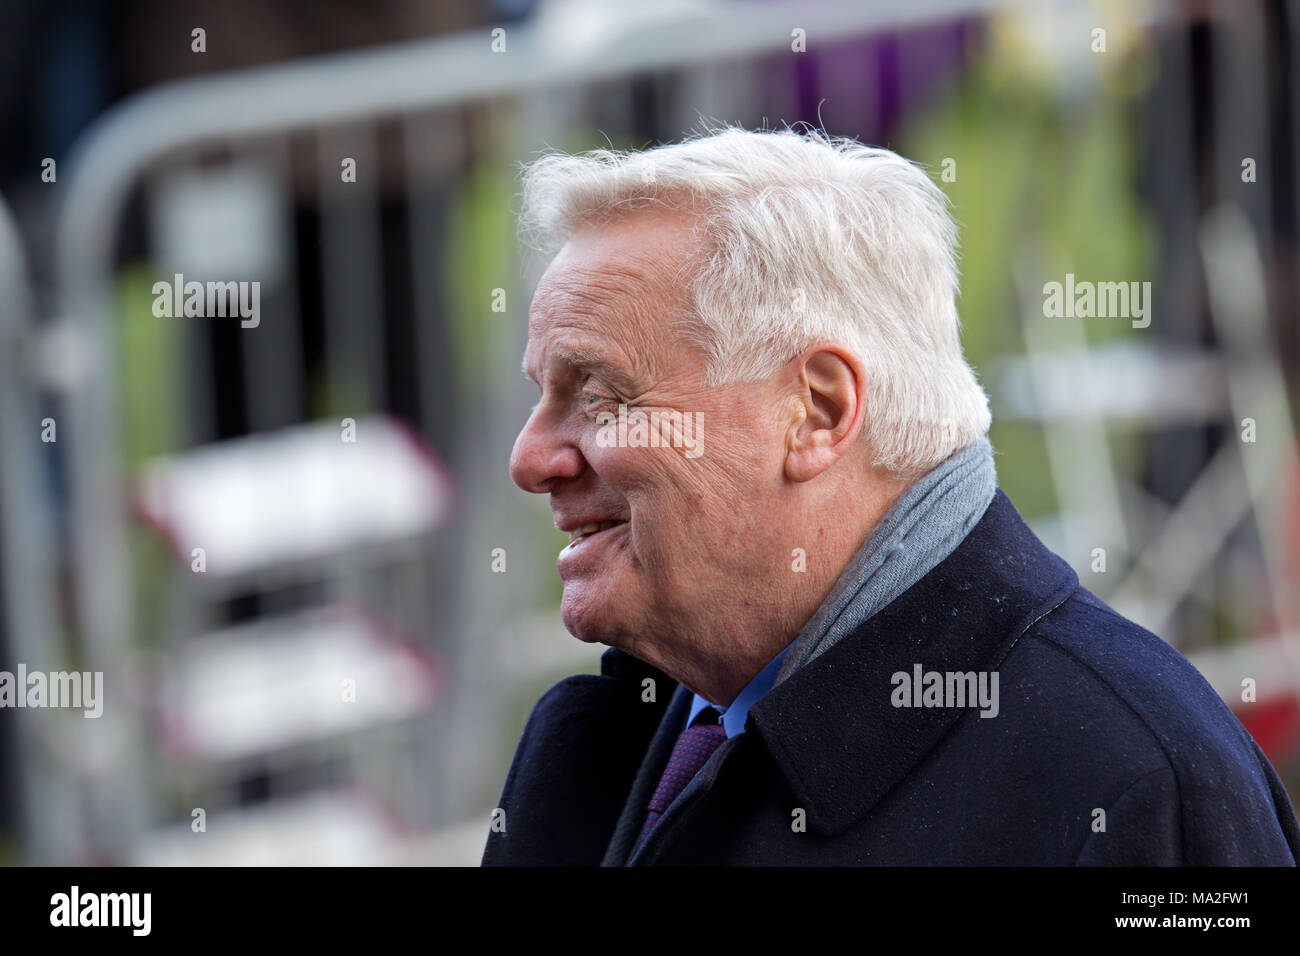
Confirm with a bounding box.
[675,453,747,511]
[590,446,688,499]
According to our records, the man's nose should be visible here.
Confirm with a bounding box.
[509,408,584,493]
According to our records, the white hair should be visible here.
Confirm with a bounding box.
[519,124,992,477]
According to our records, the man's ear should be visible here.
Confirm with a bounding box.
[784,346,868,483]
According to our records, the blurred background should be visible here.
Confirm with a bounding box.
[1,0,1298,865]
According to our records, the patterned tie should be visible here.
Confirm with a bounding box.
[636,708,727,853]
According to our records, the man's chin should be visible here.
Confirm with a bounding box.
[559,584,620,645]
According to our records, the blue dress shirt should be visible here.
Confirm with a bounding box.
[686,643,793,738]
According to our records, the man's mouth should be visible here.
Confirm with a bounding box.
[567,520,627,545]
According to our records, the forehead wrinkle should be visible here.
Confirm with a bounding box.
[527,253,684,386]
[534,257,661,323]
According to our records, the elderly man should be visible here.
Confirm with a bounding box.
[481,127,1300,866]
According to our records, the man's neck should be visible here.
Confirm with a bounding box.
[679,469,910,705]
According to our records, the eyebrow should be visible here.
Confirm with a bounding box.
[521,344,639,390]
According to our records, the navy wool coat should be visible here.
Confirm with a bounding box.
[482,490,1300,865]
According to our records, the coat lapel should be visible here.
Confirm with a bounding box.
[601,683,694,866]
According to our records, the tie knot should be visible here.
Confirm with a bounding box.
[691,705,722,728]
[646,721,728,815]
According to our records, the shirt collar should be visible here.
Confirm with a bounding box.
[687,642,793,738]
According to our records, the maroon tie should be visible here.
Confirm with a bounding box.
[636,709,727,852]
